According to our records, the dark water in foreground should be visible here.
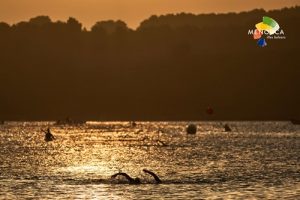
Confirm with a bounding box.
[0,121,299,199]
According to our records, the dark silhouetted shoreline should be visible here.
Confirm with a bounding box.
[0,7,299,121]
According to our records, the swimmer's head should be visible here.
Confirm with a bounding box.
[134,177,141,184]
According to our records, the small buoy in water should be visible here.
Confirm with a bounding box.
[224,124,231,132]
[290,119,300,125]
[129,121,137,127]
[206,107,214,115]
[131,121,137,127]
[186,124,197,134]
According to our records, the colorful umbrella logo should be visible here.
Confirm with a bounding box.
[255,16,280,35]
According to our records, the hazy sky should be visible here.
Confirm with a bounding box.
[1,0,299,29]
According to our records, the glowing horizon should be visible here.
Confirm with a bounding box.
[0,0,299,29]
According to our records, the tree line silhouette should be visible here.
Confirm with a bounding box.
[0,6,299,120]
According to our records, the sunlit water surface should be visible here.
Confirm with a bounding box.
[0,121,299,199]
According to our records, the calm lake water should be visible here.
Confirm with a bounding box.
[0,121,299,199]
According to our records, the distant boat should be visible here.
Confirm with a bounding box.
[290,119,300,125]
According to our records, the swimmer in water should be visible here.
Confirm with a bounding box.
[111,169,161,184]
[224,124,232,132]
[111,172,141,184]
[44,128,55,142]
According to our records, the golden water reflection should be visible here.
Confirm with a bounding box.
[0,121,299,199]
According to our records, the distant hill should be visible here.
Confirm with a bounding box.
[0,6,299,121]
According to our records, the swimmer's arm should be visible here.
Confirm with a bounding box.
[111,172,134,182]
[143,169,162,184]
